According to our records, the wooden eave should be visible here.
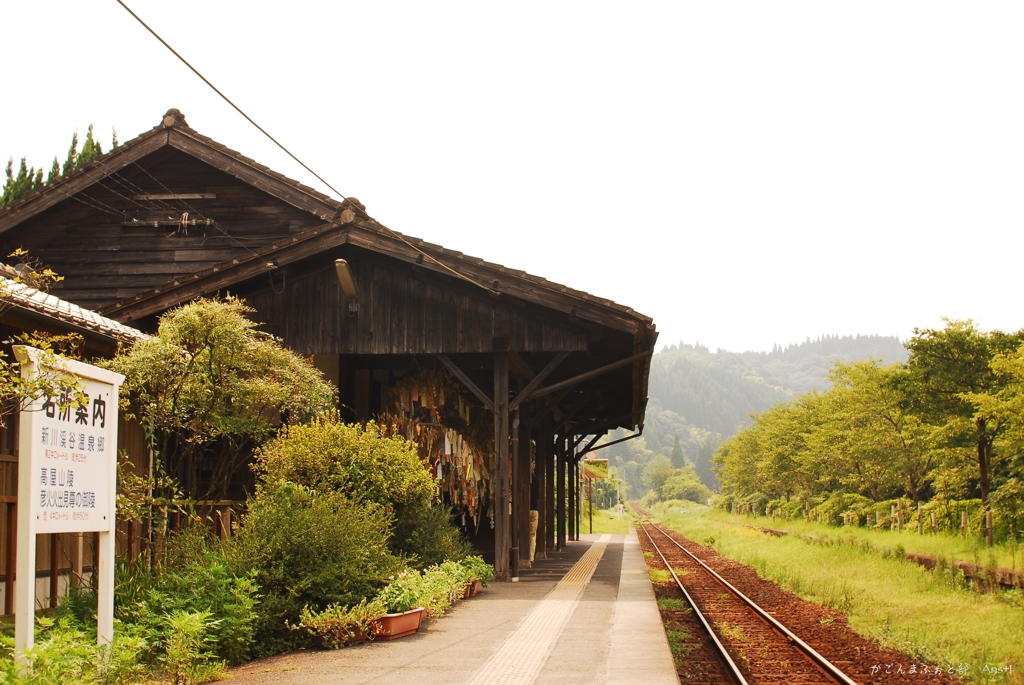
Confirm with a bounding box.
[0,123,342,234]
[99,217,656,340]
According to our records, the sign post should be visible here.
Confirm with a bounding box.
[582,459,608,535]
[13,346,123,652]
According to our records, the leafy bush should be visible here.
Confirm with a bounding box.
[395,504,473,567]
[295,599,385,648]
[254,416,433,509]
[254,415,471,567]
[0,616,148,685]
[228,481,405,654]
[162,610,225,685]
[661,468,711,504]
[90,527,260,666]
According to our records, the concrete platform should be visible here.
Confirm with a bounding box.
[227,527,678,685]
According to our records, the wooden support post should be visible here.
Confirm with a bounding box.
[536,429,548,561]
[917,502,923,535]
[5,503,15,615]
[556,438,566,550]
[567,449,576,542]
[69,533,82,588]
[493,349,510,581]
[514,409,531,570]
[931,512,937,536]
[588,477,593,534]
[49,534,59,608]
[891,505,896,531]
[961,510,968,540]
[544,432,554,555]
[574,458,581,541]
[897,500,903,533]
[220,506,231,541]
[986,510,993,548]
[510,409,520,579]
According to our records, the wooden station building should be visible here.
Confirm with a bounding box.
[0,109,657,580]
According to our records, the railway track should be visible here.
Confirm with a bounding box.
[637,515,859,685]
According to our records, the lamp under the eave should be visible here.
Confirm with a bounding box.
[334,259,358,298]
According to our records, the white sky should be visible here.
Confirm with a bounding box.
[3,2,1023,352]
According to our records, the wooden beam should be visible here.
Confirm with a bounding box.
[556,436,566,550]
[509,352,568,412]
[493,350,510,581]
[104,223,346,320]
[525,386,574,431]
[579,432,605,455]
[536,425,548,561]
[435,354,495,413]
[584,428,644,454]
[523,351,652,403]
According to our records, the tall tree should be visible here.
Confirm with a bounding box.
[905,320,1024,512]
[669,434,685,467]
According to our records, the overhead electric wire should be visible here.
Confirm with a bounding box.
[129,161,263,260]
[114,0,499,295]
[49,182,124,220]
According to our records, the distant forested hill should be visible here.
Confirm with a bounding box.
[602,334,907,493]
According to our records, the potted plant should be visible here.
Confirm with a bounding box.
[372,570,426,640]
[462,555,494,596]
[296,599,386,648]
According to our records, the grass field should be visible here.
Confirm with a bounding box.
[710,507,1022,571]
[642,503,1024,685]
[583,506,630,534]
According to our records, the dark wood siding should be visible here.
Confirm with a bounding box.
[0,148,328,312]
[242,256,590,355]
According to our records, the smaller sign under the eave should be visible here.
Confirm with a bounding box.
[583,459,609,479]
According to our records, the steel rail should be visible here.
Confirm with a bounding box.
[638,521,749,685]
[646,521,859,685]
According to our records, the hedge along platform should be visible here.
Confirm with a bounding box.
[226,532,677,685]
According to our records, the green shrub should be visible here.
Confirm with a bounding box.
[254,415,471,568]
[102,528,259,666]
[228,481,405,654]
[661,468,711,504]
[395,504,473,567]
[254,416,433,509]
[161,610,225,685]
[0,616,148,685]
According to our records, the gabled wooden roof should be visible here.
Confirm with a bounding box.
[0,109,342,234]
[98,209,654,337]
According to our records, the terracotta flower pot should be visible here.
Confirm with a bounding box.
[371,607,425,641]
[470,580,482,596]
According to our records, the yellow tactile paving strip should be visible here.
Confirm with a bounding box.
[467,534,611,685]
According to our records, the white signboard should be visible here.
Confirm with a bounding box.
[33,374,116,534]
[14,346,123,652]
